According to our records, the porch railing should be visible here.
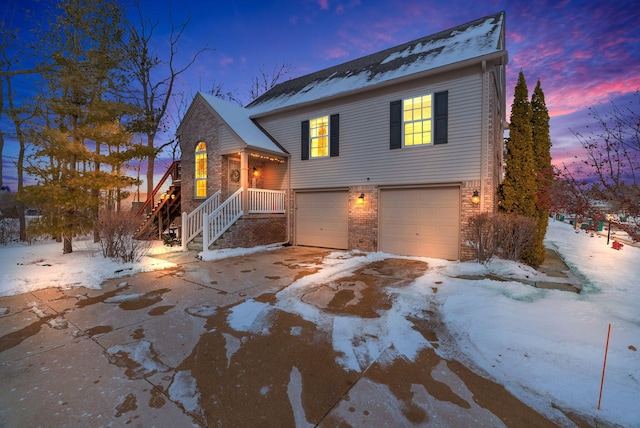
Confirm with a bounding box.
[135,160,181,217]
[181,190,221,251]
[202,188,243,250]
[247,188,286,214]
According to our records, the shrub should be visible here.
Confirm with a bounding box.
[469,212,538,264]
[494,214,537,262]
[0,218,20,245]
[468,212,498,264]
[96,210,152,263]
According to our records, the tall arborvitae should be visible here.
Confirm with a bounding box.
[526,80,553,266]
[499,71,537,218]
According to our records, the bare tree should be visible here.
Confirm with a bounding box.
[247,63,294,103]
[0,5,44,241]
[206,80,242,106]
[571,91,640,239]
[124,5,210,206]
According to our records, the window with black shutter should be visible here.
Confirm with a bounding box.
[390,91,448,148]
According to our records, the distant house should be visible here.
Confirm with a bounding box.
[169,11,507,260]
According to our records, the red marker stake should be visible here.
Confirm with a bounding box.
[598,323,611,410]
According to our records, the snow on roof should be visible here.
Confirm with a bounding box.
[247,12,505,115]
[198,92,287,155]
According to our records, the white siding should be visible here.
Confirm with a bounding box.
[256,67,484,189]
[219,125,241,153]
[262,162,288,190]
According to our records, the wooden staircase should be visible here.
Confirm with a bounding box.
[135,161,182,240]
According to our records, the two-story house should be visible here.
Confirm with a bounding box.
[173,11,507,261]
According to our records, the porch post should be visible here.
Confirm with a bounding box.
[240,149,249,214]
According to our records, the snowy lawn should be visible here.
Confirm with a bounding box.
[0,220,637,426]
[0,237,179,297]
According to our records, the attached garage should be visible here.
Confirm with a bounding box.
[379,186,460,260]
[295,190,349,249]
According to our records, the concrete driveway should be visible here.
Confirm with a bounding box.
[0,246,562,427]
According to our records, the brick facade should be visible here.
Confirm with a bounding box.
[179,101,222,215]
[210,215,287,250]
[348,185,378,252]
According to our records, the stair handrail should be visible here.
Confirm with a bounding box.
[135,160,181,217]
[202,188,243,250]
[181,190,221,251]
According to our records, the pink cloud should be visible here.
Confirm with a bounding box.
[323,46,349,60]
[219,55,234,67]
[317,0,329,10]
[572,50,592,60]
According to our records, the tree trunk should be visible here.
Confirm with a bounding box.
[63,235,72,254]
[146,141,155,206]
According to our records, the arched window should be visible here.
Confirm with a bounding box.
[195,141,207,198]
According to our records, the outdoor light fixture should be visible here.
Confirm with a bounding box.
[253,167,260,177]
[359,193,365,199]
[471,190,480,204]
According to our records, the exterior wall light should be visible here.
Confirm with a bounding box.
[253,167,260,177]
[471,190,480,204]
[359,193,365,199]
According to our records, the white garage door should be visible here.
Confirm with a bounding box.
[379,187,460,259]
[296,191,348,249]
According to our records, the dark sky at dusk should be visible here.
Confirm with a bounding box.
[2,0,640,190]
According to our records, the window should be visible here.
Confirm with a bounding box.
[301,114,340,160]
[195,141,207,198]
[403,95,432,146]
[310,116,329,157]
[390,91,448,149]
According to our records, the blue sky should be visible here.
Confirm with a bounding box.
[2,0,640,190]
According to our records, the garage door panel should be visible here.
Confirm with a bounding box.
[296,191,348,249]
[380,187,460,260]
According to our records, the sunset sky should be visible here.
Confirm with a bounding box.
[2,0,639,190]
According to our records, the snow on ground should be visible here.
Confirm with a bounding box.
[0,221,638,426]
[0,237,179,297]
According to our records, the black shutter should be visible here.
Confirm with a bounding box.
[390,100,402,149]
[330,114,339,157]
[301,120,309,160]
[434,91,448,145]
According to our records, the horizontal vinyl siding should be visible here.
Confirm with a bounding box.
[219,126,241,153]
[262,162,288,190]
[256,70,484,189]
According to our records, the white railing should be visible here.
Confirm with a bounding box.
[248,188,286,214]
[181,190,221,251]
[202,188,243,250]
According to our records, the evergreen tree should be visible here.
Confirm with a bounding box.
[499,71,537,217]
[23,0,146,254]
[527,80,553,266]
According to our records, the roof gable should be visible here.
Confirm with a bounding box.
[198,93,287,155]
[247,12,505,115]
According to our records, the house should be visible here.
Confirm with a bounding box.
[171,11,507,261]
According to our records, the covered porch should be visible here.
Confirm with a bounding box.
[181,149,288,251]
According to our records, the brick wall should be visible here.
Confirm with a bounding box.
[210,214,287,250]
[348,185,378,252]
[178,101,222,215]
[460,180,484,261]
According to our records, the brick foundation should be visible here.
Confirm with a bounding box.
[210,214,287,250]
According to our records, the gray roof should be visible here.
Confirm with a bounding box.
[246,11,505,115]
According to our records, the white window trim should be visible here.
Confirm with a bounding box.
[309,115,330,158]
[402,94,434,148]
